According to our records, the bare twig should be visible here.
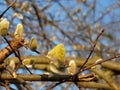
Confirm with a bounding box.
[4,80,10,90]
[83,54,120,71]
[79,29,104,70]
[2,36,32,74]
[0,0,16,18]
[30,0,55,48]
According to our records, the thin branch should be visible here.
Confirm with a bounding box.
[0,37,25,63]
[3,36,19,59]
[4,80,10,90]
[2,36,32,74]
[79,29,104,70]
[0,0,16,18]
[83,54,120,71]
[30,0,54,48]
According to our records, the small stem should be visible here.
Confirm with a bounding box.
[0,0,16,18]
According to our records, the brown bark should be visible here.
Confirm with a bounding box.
[0,37,26,63]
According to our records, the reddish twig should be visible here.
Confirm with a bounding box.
[79,29,104,70]
[83,54,120,71]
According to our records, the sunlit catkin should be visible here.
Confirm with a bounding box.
[30,38,37,51]
[0,18,9,36]
[9,60,15,70]
[14,23,23,38]
[67,60,77,75]
[46,43,66,66]
[22,58,34,68]
[29,37,40,54]
[49,61,67,75]
[21,2,29,12]
[9,60,17,78]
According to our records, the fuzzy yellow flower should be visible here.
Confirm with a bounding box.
[0,18,9,36]
[9,60,17,78]
[47,43,66,66]
[22,58,34,68]
[67,60,77,75]
[30,38,37,51]
[46,43,66,74]
[29,37,40,54]
[9,60,16,70]
[14,23,23,38]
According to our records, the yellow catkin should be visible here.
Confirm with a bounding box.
[14,23,23,38]
[67,60,77,75]
[47,43,66,64]
[0,18,9,36]
[29,38,37,51]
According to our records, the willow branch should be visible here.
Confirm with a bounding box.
[0,37,26,63]
[0,73,81,82]
[78,82,114,90]
[91,69,119,90]
[79,29,104,70]
[3,56,120,72]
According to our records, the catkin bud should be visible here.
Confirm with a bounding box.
[21,2,29,12]
[67,60,77,75]
[46,43,65,65]
[14,23,23,38]
[9,60,15,70]
[29,38,37,51]
[22,58,34,68]
[0,18,9,36]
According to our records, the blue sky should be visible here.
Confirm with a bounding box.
[0,0,120,89]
